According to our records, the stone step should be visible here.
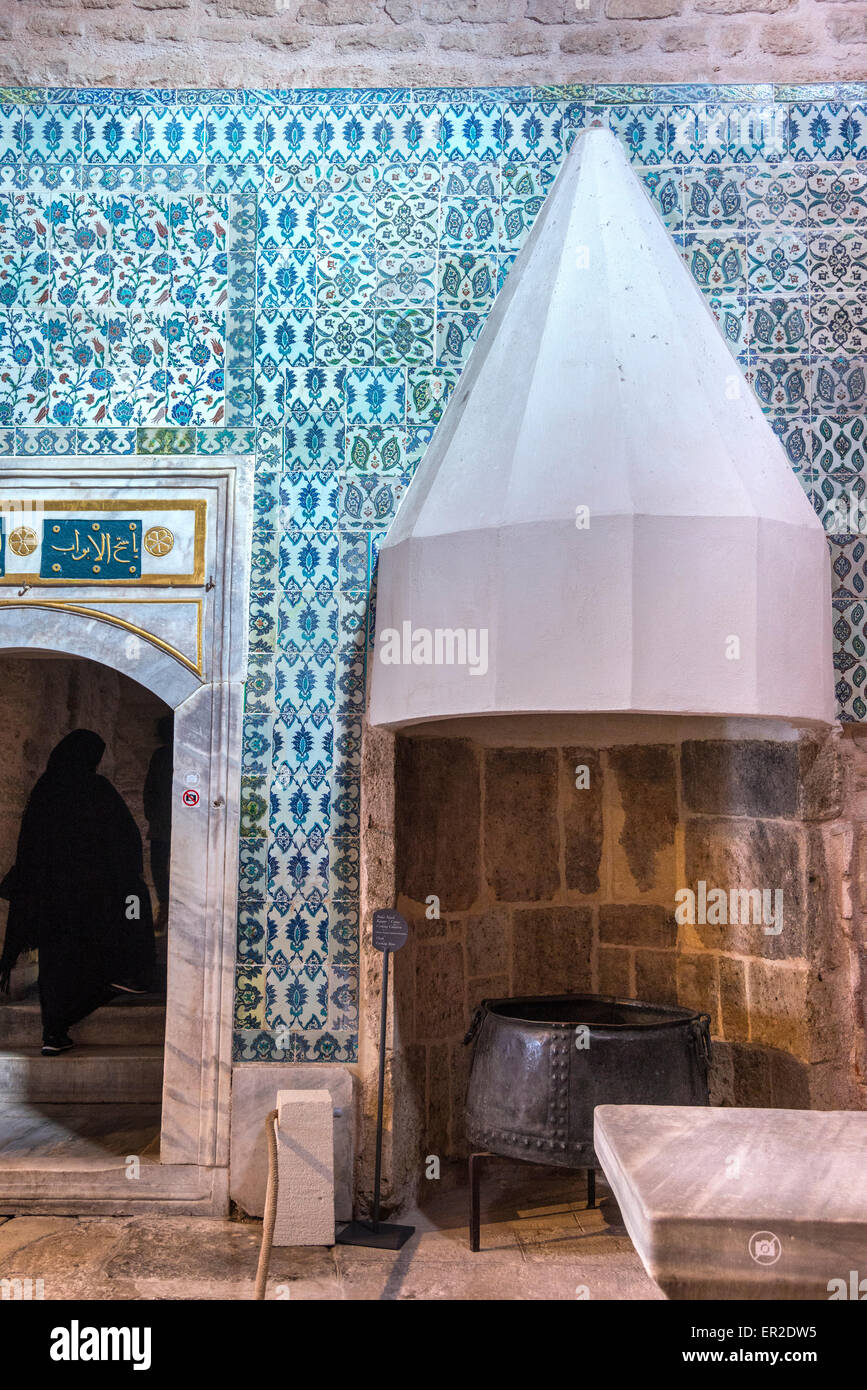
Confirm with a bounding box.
[0,1000,166,1048]
[0,1046,164,1104]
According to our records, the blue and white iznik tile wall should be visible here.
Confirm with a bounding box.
[1,84,867,1062]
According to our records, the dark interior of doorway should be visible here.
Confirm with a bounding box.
[0,654,171,1181]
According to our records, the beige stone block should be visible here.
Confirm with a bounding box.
[684,816,805,960]
[464,908,510,978]
[695,0,791,9]
[748,960,810,1059]
[415,941,466,1040]
[598,944,632,996]
[484,748,560,902]
[396,736,481,911]
[605,0,681,14]
[759,19,818,51]
[634,948,677,1003]
[599,903,676,948]
[562,747,603,893]
[718,955,748,1041]
[512,906,593,994]
[273,1091,335,1247]
[676,952,719,1034]
[608,745,678,896]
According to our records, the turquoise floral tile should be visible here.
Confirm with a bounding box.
[501,100,562,163]
[808,166,867,224]
[813,357,867,412]
[744,356,811,413]
[82,106,144,165]
[680,231,746,293]
[706,295,749,355]
[439,190,501,252]
[142,106,206,165]
[767,413,816,483]
[747,229,809,296]
[15,425,76,454]
[77,426,136,453]
[810,231,867,297]
[683,167,744,228]
[375,307,434,365]
[831,600,867,721]
[345,424,406,474]
[829,537,867,601]
[285,362,345,415]
[316,306,374,366]
[641,167,683,231]
[810,299,867,355]
[16,105,83,164]
[727,104,788,163]
[405,367,457,426]
[206,106,265,165]
[745,167,808,225]
[135,425,195,453]
[788,103,866,162]
[438,103,503,162]
[374,250,435,306]
[283,414,344,471]
[748,296,809,355]
[344,366,404,423]
[607,106,667,165]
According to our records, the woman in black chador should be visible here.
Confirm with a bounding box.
[0,730,155,1055]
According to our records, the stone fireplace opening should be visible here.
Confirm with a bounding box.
[359,716,867,1214]
[0,653,171,1181]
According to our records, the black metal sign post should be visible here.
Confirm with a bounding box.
[336,908,415,1251]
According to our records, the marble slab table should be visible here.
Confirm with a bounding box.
[594,1105,867,1300]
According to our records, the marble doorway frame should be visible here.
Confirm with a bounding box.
[0,454,253,1213]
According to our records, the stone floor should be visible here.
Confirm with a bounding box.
[0,1166,662,1300]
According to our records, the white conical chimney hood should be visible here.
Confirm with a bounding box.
[369,126,834,730]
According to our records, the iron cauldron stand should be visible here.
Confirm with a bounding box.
[463,993,712,1252]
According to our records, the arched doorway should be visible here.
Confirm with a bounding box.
[0,451,252,1214]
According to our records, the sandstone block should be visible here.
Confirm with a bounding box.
[718,954,748,1041]
[599,903,676,948]
[605,0,681,14]
[598,944,632,996]
[675,952,719,1034]
[512,906,593,995]
[798,734,844,820]
[684,816,805,959]
[297,0,378,20]
[634,948,677,1003]
[464,908,511,979]
[759,19,818,51]
[695,0,792,9]
[273,1090,335,1247]
[562,747,603,893]
[396,736,481,911]
[415,941,466,1040]
[484,748,559,901]
[609,745,678,894]
[748,959,810,1059]
[681,739,799,818]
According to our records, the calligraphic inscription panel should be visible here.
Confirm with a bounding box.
[41,519,142,580]
[0,500,205,586]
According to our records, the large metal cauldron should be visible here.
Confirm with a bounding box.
[464,993,711,1168]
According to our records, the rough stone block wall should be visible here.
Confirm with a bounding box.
[0,653,171,955]
[375,725,867,1202]
[2,0,866,87]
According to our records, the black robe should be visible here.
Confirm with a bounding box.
[0,730,154,1036]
